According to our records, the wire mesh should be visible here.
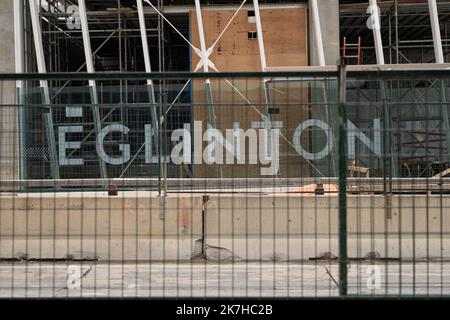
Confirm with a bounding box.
[0,69,449,298]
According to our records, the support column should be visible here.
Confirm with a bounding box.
[369,0,385,65]
[253,0,279,176]
[137,0,162,181]
[29,0,60,179]
[428,0,450,165]
[338,65,348,297]
[14,0,26,180]
[429,0,444,64]
[0,0,19,181]
[309,0,339,177]
[194,0,221,178]
[310,0,326,67]
[369,0,397,177]
[78,0,107,179]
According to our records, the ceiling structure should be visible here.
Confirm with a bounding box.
[340,1,450,64]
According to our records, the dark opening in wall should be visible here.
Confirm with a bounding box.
[248,10,256,23]
[248,31,257,40]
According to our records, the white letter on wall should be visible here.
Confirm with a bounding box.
[97,124,130,165]
[293,119,333,160]
[171,124,192,165]
[347,119,381,160]
[58,126,84,166]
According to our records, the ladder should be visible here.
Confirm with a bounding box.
[342,36,361,65]
[343,36,367,175]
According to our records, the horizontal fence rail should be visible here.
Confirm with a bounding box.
[1,63,450,80]
[2,178,450,193]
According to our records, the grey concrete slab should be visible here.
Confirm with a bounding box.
[0,261,449,298]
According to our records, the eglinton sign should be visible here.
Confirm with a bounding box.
[58,119,381,176]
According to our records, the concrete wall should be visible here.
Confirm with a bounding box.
[0,193,203,260]
[205,194,450,260]
[0,0,19,180]
[0,193,449,261]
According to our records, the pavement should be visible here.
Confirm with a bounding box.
[0,261,449,298]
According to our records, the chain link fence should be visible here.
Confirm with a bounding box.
[0,67,449,297]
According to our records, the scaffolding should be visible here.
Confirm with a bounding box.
[340,1,450,65]
[18,0,308,180]
[341,0,450,177]
[13,0,450,179]
[21,0,178,179]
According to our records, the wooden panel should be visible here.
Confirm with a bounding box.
[191,7,308,70]
[190,7,309,178]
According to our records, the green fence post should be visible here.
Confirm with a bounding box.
[338,65,348,296]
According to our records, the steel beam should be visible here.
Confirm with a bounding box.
[310,0,326,66]
[429,0,444,64]
[14,0,26,180]
[338,65,348,297]
[369,0,385,65]
[2,177,450,191]
[368,0,397,177]
[78,0,108,179]
[194,0,221,178]
[29,0,60,179]
[428,0,450,165]
[253,0,279,176]
[137,0,160,179]
[309,0,337,176]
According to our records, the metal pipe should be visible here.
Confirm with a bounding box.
[309,0,336,176]
[428,0,444,63]
[310,0,325,66]
[28,0,60,180]
[14,0,26,180]
[338,65,348,297]
[368,1,397,176]
[2,177,450,190]
[253,0,279,176]
[253,0,268,70]
[4,65,450,81]
[195,0,210,74]
[369,0,386,65]
[137,0,154,87]
[78,0,108,179]
[194,0,221,178]
[136,0,160,180]
[428,1,450,166]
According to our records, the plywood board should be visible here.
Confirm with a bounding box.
[190,7,310,178]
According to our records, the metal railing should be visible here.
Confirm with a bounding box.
[0,66,449,298]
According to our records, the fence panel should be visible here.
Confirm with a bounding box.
[0,69,449,297]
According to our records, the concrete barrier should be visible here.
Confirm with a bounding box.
[0,192,203,260]
[204,195,450,260]
[1,192,449,261]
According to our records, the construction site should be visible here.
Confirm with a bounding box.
[0,0,450,298]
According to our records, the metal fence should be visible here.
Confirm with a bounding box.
[0,66,449,297]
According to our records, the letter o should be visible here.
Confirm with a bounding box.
[293,119,333,160]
